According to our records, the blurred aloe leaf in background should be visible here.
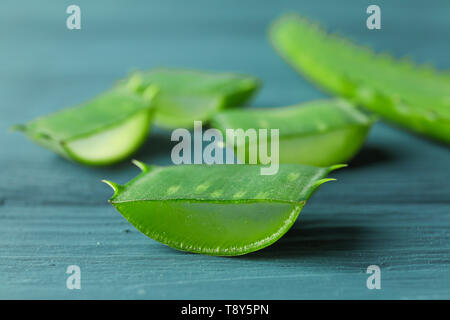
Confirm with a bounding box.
[269,14,450,144]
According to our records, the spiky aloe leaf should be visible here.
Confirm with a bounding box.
[124,68,261,129]
[212,99,375,166]
[269,14,450,144]
[103,161,345,256]
[12,86,158,165]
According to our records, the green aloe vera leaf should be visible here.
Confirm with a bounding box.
[125,68,261,129]
[269,14,450,144]
[12,86,158,165]
[212,99,375,166]
[103,161,345,256]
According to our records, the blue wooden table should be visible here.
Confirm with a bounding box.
[1,0,449,299]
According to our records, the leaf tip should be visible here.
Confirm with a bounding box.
[131,159,150,173]
[311,178,337,193]
[126,72,143,92]
[101,179,123,197]
[10,124,26,133]
[143,84,159,102]
[328,164,348,172]
[316,177,336,185]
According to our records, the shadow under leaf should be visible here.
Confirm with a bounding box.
[242,220,369,260]
[132,129,176,165]
[348,145,397,169]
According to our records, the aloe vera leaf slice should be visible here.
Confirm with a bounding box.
[125,68,261,129]
[269,14,450,144]
[211,99,375,166]
[13,86,158,165]
[103,162,345,256]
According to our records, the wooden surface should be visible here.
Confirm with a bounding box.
[1,0,449,299]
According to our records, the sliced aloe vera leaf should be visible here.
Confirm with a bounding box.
[269,14,450,144]
[103,162,344,256]
[212,99,375,166]
[125,68,261,129]
[12,86,158,165]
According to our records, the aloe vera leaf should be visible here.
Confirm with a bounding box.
[125,68,261,129]
[212,99,374,166]
[12,86,158,165]
[269,14,450,144]
[103,161,344,256]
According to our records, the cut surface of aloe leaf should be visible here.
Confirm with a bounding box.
[104,162,344,256]
[212,99,374,166]
[13,87,158,165]
[269,14,450,144]
[125,68,261,129]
